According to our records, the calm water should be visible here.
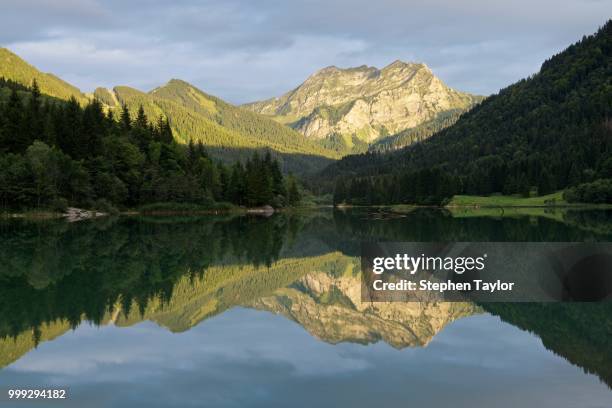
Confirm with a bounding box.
[0,208,611,407]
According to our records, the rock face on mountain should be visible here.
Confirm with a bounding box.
[248,270,479,348]
[244,61,482,145]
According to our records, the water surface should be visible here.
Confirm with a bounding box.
[0,208,610,407]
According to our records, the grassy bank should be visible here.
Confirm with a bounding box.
[447,206,567,222]
[447,191,567,207]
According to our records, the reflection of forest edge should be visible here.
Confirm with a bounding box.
[0,210,610,389]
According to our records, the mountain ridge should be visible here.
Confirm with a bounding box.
[0,48,340,173]
[0,48,88,103]
[243,60,482,152]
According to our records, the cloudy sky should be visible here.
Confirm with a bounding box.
[1,1,609,104]
[4,309,610,406]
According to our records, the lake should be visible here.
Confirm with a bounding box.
[0,208,611,407]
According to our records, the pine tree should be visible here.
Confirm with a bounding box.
[1,89,24,153]
[160,118,173,144]
[59,97,84,159]
[196,141,207,158]
[287,175,301,206]
[81,98,105,158]
[0,80,297,209]
[120,104,131,131]
[270,158,285,197]
[135,105,148,129]
[26,79,44,145]
[228,162,246,205]
[187,139,197,166]
[217,161,230,201]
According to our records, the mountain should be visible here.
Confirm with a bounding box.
[326,20,612,204]
[248,269,477,348]
[0,48,339,174]
[0,48,87,103]
[0,251,478,366]
[244,61,482,153]
[93,79,338,162]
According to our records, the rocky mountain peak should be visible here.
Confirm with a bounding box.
[243,61,481,149]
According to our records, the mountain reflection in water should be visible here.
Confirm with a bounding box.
[0,208,611,399]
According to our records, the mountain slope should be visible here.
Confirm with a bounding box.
[94,82,339,173]
[0,48,88,103]
[324,20,612,203]
[244,61,482,151]
[0,48,339,174]
[248,269,478,348]
[149,79,338,159]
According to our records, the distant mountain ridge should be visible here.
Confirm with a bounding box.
[0,48,87,103]
[0,47,482,163]
[244,60,482,152]
[0,48,339,174]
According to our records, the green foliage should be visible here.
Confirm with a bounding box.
[0,212,330,341]
[137,202,230,213]
[0,49,87,103]
[286,174,302,206]
[156,80,334,154]
[369,109,468,152]
[333,167,455,206]
[92,87,117,107]
[324,21,612,205]
[449,191,566,207]
[114,80,340,174]
[316,132,369,155]
[564,178,612,203]
[291,101,356,129]
[0,49,339,175]
[0,82,297,210]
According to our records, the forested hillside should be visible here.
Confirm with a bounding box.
[0,81,301,210]
[368,109,466,152]
[94,80,339,173]
[0,48,339,176]
[152,79,333,155]
[327,20,612,205]
[0,48,87,104]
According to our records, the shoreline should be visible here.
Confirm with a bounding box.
[0,205,321,220]
[2,202,609,221]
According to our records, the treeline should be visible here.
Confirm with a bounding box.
[154,80,335,157]
[0,77,30,93]
[334,168,455,206]
[564,178,612,204]
[0,81,300,210]
[100,86,334,176]
[326,20,612,205]
[368,109,468,153]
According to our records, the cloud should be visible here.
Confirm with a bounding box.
[1,1,609,103]
[3,309,611,407]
